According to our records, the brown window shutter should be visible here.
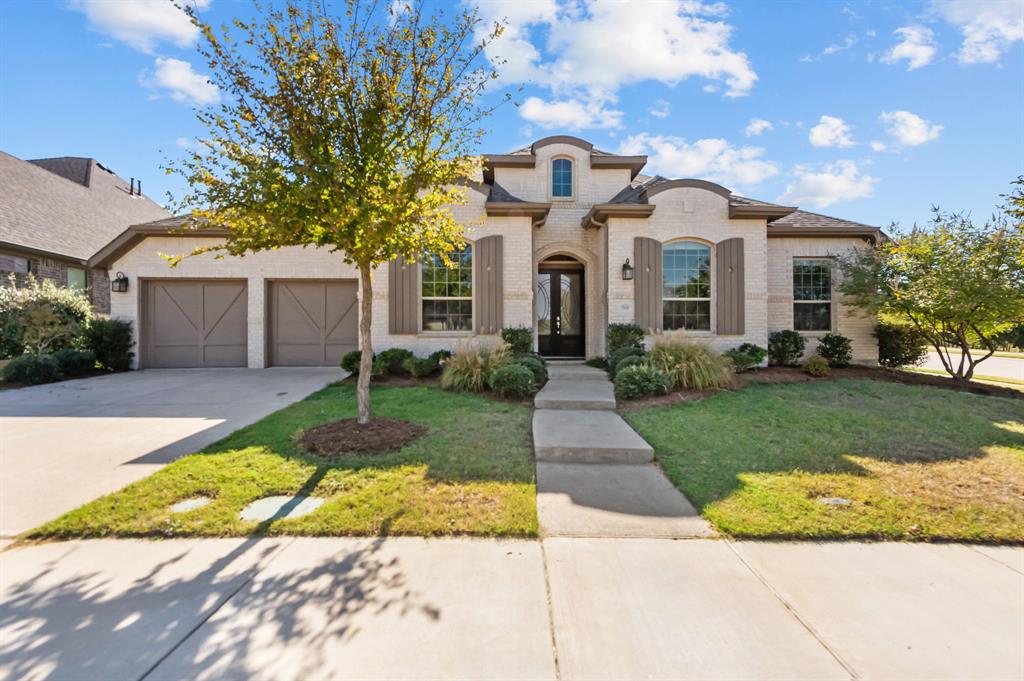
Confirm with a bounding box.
[473,235,503,334]
[388,255,419,334]
[715,237,745,335]
[634,237,663,333]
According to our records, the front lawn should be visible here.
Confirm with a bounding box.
[31,384,537,538]
[626,380,1024,542]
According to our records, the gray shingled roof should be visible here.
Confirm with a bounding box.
[768,209,880,234]
[0,151,170,261]
[488,182,526,203]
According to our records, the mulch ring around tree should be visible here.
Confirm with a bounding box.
[298,417,427,457]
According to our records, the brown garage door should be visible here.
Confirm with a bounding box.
[269,280,358,366]
[143,280,248,368]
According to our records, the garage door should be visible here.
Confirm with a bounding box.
[143,281,248,368]
[269,281,358,366]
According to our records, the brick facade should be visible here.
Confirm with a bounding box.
[0,250,111,314]
[105,140,878,368]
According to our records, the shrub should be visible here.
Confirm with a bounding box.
[614,363,672,399]
[500,327,533,355]
[82,318,134,371]
[340,349,372,374]
[510,354,547,385]
[376,347,414,375]
[3,353,60,385]
[768,330,806,366]
[440,340,511,393]
[584,357,608,369]
[724,343,768,372]
[428,349,453,364]
[608,345,644,377]
[648,331,733,390]
[488,363,537,399]
[613,354,646,375]
[52,348,97,375]
[875,322,928,368]
[0,274,92,358]
[607,323,645,355]
[816,333,852,367]
[803,355,830,377]
[402,355,441,378]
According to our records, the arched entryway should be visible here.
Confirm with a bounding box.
[536,255,585,357]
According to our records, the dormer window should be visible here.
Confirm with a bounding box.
[552,158,573,198]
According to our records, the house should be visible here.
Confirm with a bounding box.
[87,135,881,369]
[0,151,170,313]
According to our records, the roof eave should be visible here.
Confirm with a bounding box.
[89,219,230,268]
[485,201,552,228]
[581,203,656,229]
[0,240,89,266]
[590,155,648,179]
[767,227,882,243]
[729,204,798,220]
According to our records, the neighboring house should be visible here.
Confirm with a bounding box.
[88,135,881,369]
[0,151,170,313]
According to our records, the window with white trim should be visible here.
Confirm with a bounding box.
[793,258,832,331]
[552,158,573,198]
[662,241,711,331]
[421,245,472,331]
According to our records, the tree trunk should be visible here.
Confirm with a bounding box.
[357,262,373,425]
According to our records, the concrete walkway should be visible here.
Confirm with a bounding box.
[2,537,1020,680]
[533,362,712,538]
[0,368,343,537]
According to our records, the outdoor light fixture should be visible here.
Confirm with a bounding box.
[111,272,129,293]
[621,259,635,280]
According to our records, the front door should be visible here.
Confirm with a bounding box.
[536,269,585,357]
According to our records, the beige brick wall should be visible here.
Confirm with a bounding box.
[606,186,770,354]
[766,237,877,363]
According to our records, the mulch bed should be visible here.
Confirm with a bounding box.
[298,417,427,456]
[618,364,1022,411]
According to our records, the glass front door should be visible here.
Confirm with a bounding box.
[536,270,585,357]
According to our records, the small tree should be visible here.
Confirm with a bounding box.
[19,302,78,355]
[840,179,1024,381]
[167,1,504,423]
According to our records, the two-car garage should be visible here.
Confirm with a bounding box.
[140,279,358,368]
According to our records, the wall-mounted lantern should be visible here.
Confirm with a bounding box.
[621,259,635,281]
[111,272,129,293]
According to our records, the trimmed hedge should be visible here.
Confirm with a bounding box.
[816,333,852,367]
[500,327,533,355]
[725,343,767,372]
[607,323,644,355]
[768,330,806,367]
[608,345,644,377]
[52,348,97,375]
[3,354,60,385]
[875,323,927,368]
[83,318,134,372]
[614,364,672,399]
[488,363,537,399]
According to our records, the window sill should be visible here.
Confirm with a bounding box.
[416,331,476,338]
[797,330,834,338]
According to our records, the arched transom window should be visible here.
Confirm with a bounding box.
[662,241,711,331]
[552,158,573,198]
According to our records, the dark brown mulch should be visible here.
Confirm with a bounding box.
[618,364,1022,411]
[298,417,427,457]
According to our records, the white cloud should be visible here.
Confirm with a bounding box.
[809,115,855,148]
[618,133,779,188]
[870,140,887,152]
[477,0,757,131]
[881,26,937,70]
[70,0,210,53]
[801,34,857,61]
[649,100,672,118]
[744,118,772,137]
[778,160,878,208]
[879,110,943,146]
[933,0,1024,64]
[143,58,220,106]
[520,95,622,130]
[174,136,193,149]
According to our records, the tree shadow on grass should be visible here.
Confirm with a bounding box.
[0,525,440,680]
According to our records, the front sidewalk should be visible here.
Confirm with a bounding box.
[2,537,1020,680]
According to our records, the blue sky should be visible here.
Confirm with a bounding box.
[1,0,1021,229]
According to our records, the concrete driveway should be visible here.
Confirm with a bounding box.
[0,368,343,538]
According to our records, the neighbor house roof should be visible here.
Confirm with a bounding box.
[0,151,170,264]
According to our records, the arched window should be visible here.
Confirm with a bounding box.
[421,244,472,331]
[552,158,573,198]
[662,241,711,331]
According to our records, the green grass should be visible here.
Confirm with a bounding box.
[626,380,1024,542]
[31,384,537,539]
